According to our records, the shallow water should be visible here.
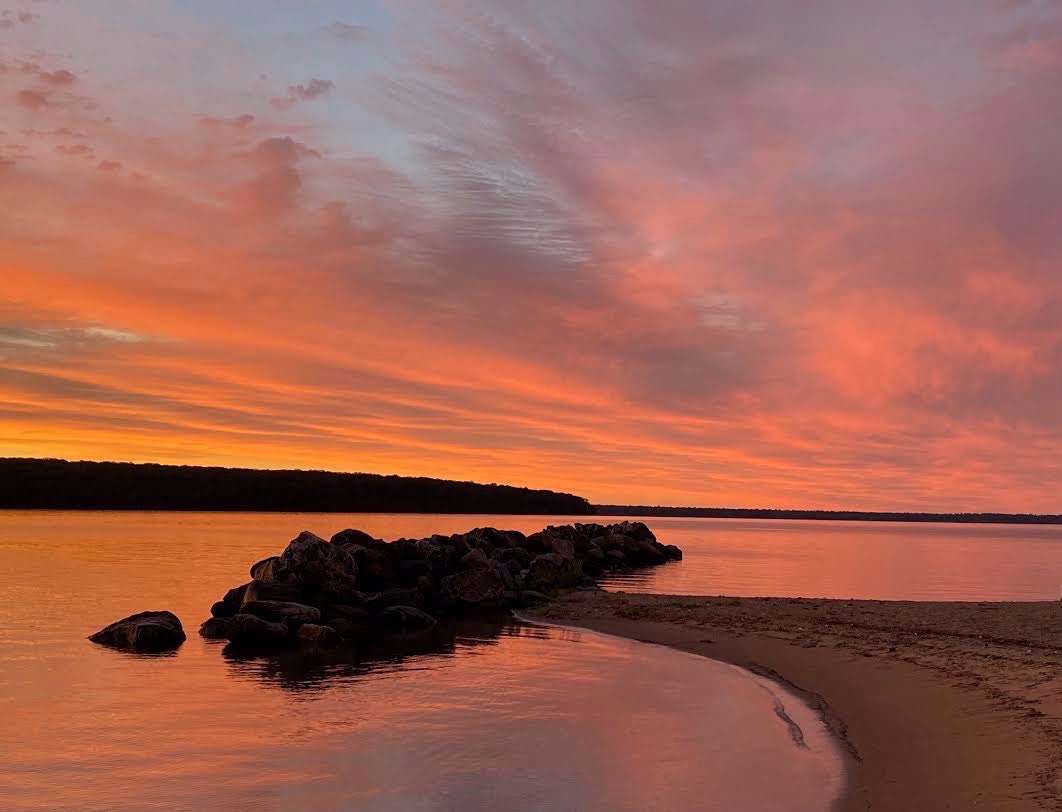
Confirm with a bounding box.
[0,511,842,812]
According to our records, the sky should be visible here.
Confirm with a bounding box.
[2,1,1061,511]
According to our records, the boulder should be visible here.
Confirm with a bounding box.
[461,548,491,569]
[380,605,438,630]
[248,555,294,583]
[242,579,302,606]
[548,536,576,560]
[527,552,581,591]
[224,613,290,647]
[296,623,341,649]
[440,567,506,609]
[663,544,683,560]
[279,531,358,596]
[330,528,379,548]
[199,617,231,639]
[364,587,424,612]
[241,600,321,626]
[89,611,186,652]
[211,583,248,618]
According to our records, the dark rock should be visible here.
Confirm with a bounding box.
[296,623,341,649]
[399,559,432,581]
[494,546,531,567]
[242,579,302,606]
[605,549,627,567]
[663,544,683,560]
[517,590,551,606]
[440,567,506,609]
[528,552,581,591]
[364,587,424,612]
[212,583,248,618]
[279,531,358,596]
[322,603,371,623]
[330,528,379,548]
[224,613,290,647]
[461,548,491,569]
[548,536,576,560]
[89,610,186,652]
[582,546,606,575]
[199,617,231,639]
[249,555,293,583]
[241,600,321,626]
[380,605,438,630]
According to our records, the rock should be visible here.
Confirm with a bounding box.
[224,613,290,647]
[663,544,682,560]
[242,579,302,606]
[614,520,656,542]
[249,555,294,583]
[582,546,606,575]
[89,611,186,652]
[380,605,438,630]
[211,583,248,618]
[494,547,531,567]
[199,617,231,639]
[241,600,321,626]
[527,552,581,591]
[399,559,432,581]
[548,536,576,560]
[517,590,551,606]
[330,528,379,548]
[440,567,506,609]
[279,531,358,597]
[364,587,424,612]
[322,603,371,623]
[605,549,627,567]
[296,623,341,649]
[461,548,491,569]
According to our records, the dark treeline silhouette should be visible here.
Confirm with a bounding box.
[0,458,593,515]
[594,505,1062,525]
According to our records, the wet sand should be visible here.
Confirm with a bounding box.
[529,591,1062,811]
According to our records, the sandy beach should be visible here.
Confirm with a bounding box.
[529,590,1062,811]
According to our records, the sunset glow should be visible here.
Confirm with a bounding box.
[3,2,1061,510]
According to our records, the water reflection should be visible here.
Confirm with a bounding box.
[221,614,547,693]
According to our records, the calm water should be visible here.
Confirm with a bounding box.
[597,517,1062,600]
[0,511,842,812]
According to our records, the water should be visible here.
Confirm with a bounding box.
[0,511,842,812]
[596,517,1062,600]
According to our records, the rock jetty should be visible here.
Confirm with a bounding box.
[202,521,680,650]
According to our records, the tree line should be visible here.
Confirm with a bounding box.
[0,458,593,515]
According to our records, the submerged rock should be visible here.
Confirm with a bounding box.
[89,610,185,652]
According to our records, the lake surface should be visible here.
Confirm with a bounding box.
[597,516,1062,601]
[0,511,843,812]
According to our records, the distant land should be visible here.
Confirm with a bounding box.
[594,505,1062,525]
[0,459,592,515]
[2,459,1059,524]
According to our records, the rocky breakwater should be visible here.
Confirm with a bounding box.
[201,521,680,651]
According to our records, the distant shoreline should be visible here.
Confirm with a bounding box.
[593,505,1062,525]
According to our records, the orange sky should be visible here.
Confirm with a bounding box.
[2,2,1061,510]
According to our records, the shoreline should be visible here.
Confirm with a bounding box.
[528,590,1062,811]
